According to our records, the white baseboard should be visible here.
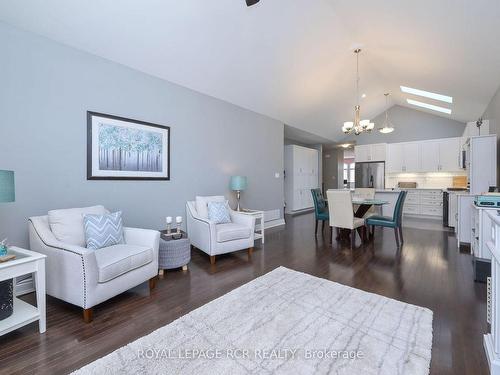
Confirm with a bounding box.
[256,218,286,231]
[15,276,34,296]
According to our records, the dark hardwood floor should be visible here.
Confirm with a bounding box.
[0,213,488,374]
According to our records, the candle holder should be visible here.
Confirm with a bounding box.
[166,217,173,234]
[176,216,183,234]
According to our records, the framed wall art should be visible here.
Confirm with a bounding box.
[87,111,170,180]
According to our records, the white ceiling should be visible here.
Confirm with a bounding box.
[1,0,500,141]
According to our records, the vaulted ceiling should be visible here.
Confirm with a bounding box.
[1,0,500,141]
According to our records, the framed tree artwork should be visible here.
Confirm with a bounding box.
[87,111,170,180]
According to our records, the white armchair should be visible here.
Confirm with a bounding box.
[28,207,160,323]
[186,199,255,264]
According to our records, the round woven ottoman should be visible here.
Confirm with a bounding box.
[158,230,191,274]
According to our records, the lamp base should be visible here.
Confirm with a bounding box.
[236,190,242,211]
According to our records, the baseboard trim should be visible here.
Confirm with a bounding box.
[256,219,285,231]
[15,276,35,296]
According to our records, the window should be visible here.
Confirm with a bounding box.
[343,161,355,188]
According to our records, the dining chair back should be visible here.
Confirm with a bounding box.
[311,188,329,235]
[327,190,355,229]
[326,189,366,248]
[393,190,407,225]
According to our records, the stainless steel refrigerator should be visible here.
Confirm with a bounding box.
[354,162,385,189]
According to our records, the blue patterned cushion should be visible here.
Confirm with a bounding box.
[83,211,125,250]
[207,202,231,224]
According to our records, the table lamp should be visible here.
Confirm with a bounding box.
[229,176,247,211]
[0,170,14,321]
[0,170,15,204]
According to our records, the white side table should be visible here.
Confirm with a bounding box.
[239,209,265,244]
[0,247,46,335]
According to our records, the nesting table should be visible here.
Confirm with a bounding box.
[158,230,191,275]
[239,209,265,244]
[0,247,46,336]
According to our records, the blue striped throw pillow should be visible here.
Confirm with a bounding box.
[83,211,125,250]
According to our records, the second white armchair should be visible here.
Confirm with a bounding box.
[186,196,255,264]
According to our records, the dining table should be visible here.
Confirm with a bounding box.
[351,198,389,218]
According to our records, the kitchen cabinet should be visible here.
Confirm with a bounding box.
[420,141,440,172]
[402,189,443,217]
[438,138,461,171]
[386,142,419,173]
[420,138,460,172]
[354,143,386,162]
[457,194,474,247]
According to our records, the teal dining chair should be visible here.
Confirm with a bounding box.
[365,191,407,247]
[311,189,329,235]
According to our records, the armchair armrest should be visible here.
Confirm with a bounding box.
[186,202,217,253]
[28,217,93,256]
[124,227,160,251]
[230,211,256,231]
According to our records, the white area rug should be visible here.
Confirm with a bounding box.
[73,267,433,375]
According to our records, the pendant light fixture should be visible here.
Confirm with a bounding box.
[342,49,374,135]
[379,93,395,134]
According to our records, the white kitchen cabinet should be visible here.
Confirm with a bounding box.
[469,135,497,195]
[403,143,420,172]
[457,194,474,247]
[387,142,419,172]
[354,143,386,162]
[284,145,319,213]
[438,138,461,171]
[371,144,387,162]
[386,144,404,172]
[420,138,460,172]
[402,189,443,218]
[420,141,440,172]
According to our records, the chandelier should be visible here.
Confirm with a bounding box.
[342,49,374,135]
[379,93,395,134]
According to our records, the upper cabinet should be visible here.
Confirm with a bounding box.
[354,143,386,162]
[387,142,419,173]
[438,138,461,171]
[380,137,462,173]
[421,138,460,172]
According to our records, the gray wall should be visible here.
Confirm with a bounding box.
[483,85,500,184]
[341,105,466,145]
[0,22,284,247]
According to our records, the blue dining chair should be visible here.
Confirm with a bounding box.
[311,189,329,236]
[365,191,407,247]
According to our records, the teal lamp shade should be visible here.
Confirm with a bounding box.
[229,176,247,191]
[0,170,15,203]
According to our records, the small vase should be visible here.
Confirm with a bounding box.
[0,245,7,257]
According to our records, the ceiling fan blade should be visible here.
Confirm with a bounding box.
[246,0,260,6]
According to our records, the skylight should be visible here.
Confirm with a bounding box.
[407,99,452,114]
[400,86,453,103]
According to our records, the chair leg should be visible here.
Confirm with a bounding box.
[247,247,254,260]
[83,308,93,323]
[149,277,156,290]
[399,226,404,244]
[322,220,326,233]
[363,226,367,242]
[394,228,400,247]
[315,220,318,236]
[351,229,356,249]
[210,255,216,265]
[336,227,341,241]
[330,226,333,243]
